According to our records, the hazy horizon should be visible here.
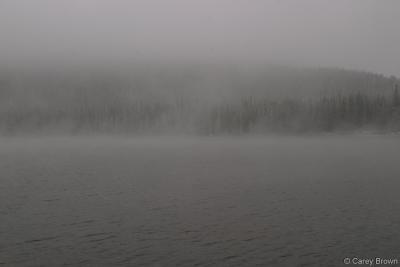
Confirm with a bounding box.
[0,0,399,77]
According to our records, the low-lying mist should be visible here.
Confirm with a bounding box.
[0,64,399,135]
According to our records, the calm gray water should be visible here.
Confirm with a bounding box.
[1,136,400,266]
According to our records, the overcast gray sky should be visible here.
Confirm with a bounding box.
[0,0,399,76]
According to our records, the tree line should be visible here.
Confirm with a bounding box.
[0,87,399,134]
[203,87,400,134]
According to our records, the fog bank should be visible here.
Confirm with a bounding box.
[0,0,399,77]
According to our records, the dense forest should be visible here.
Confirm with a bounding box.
[0,65,399,134]
[204,88,400,134]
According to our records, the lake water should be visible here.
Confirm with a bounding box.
[1,136,400,266]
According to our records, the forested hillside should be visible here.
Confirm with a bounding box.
[0,65,399,134]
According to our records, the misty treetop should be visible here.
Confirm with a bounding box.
[0,65,399,134]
